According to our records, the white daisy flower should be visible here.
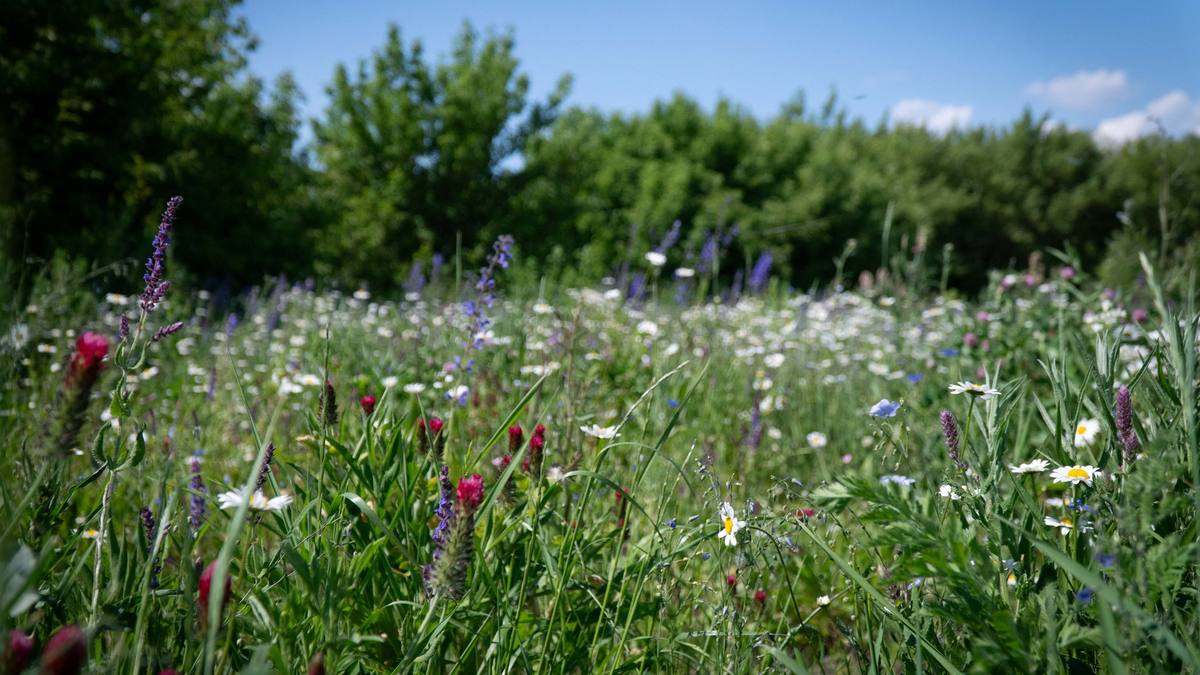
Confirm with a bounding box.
[716,502,745,547]
[1044,515,1074,535]
[636,320,659,336]
[644,251,667,267]
[674,267,695,279]
[763,353,785,368]
[806,432,827,449]
[1008,458,1050,474]
[402,383,426,394]
[217,489,293,512]
[1073,418,1101,447]
[381,376,399,389]
[938,484,961,500]
[880,474,916,487]
[947,381,1001,400]
[1050,464,1100,486]
[580,424,619,439]
[532,302,554,315]
[816,595,832,607]
[81,528,101,540]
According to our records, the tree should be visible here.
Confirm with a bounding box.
[0,0,321,295]
[313,22,571,286]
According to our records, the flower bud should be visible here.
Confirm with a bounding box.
[507,425,524,452]
[40,625,86,675]
[455,474,484,511]
[359,394,376,416]
[198,560,232,622]
[65,331,109,389]
[4,630,33,674]
[307,652,326,675]
[321,380,339,426]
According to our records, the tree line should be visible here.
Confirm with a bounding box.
[3,0,1198,299]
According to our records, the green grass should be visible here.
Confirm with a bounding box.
[2,253,1199,673]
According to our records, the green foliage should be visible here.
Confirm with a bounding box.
[312,22,571,287]
[4,5,1199,296]
[5,225,1200,671]
[0,0,322,294]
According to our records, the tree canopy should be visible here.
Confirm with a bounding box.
[2,2,1197,297]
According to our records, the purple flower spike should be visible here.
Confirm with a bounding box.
[140,196,182,314]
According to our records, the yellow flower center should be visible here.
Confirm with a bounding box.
[1060,517,1072,527]
[723,517,734,535]
[1076,425,1088,436]
[1066,467,1090,479]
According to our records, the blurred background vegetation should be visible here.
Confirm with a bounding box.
[2,0,1198,301]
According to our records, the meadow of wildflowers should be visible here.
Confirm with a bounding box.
[2,200,1200,673]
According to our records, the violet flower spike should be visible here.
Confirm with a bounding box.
[254,442,276,492]
[140,196,182,314]
[189,453,207,534]
[151,321,184,342]
[748,252,773,294]
[139,506,161,588]
[654,220,681,254]
[744,403,762,451]
[939,409,967,474]
[1116,385,1140,462]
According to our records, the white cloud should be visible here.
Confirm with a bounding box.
[1094,90,1200,147]
[1094,111,1152,147]
[1026,69,1128,109]
[890,99,973,135]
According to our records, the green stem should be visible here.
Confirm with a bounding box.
[89,469,116,625]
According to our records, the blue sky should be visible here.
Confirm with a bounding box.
[240,1,1200,145]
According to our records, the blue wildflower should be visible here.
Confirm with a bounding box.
[1068,498,1096,514]
[869,399,901,417]
[654,220,682,254]
[748,252,773,294]
[698,235,717,274]
[404,262,426,295]
[1076,587,1094,604]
